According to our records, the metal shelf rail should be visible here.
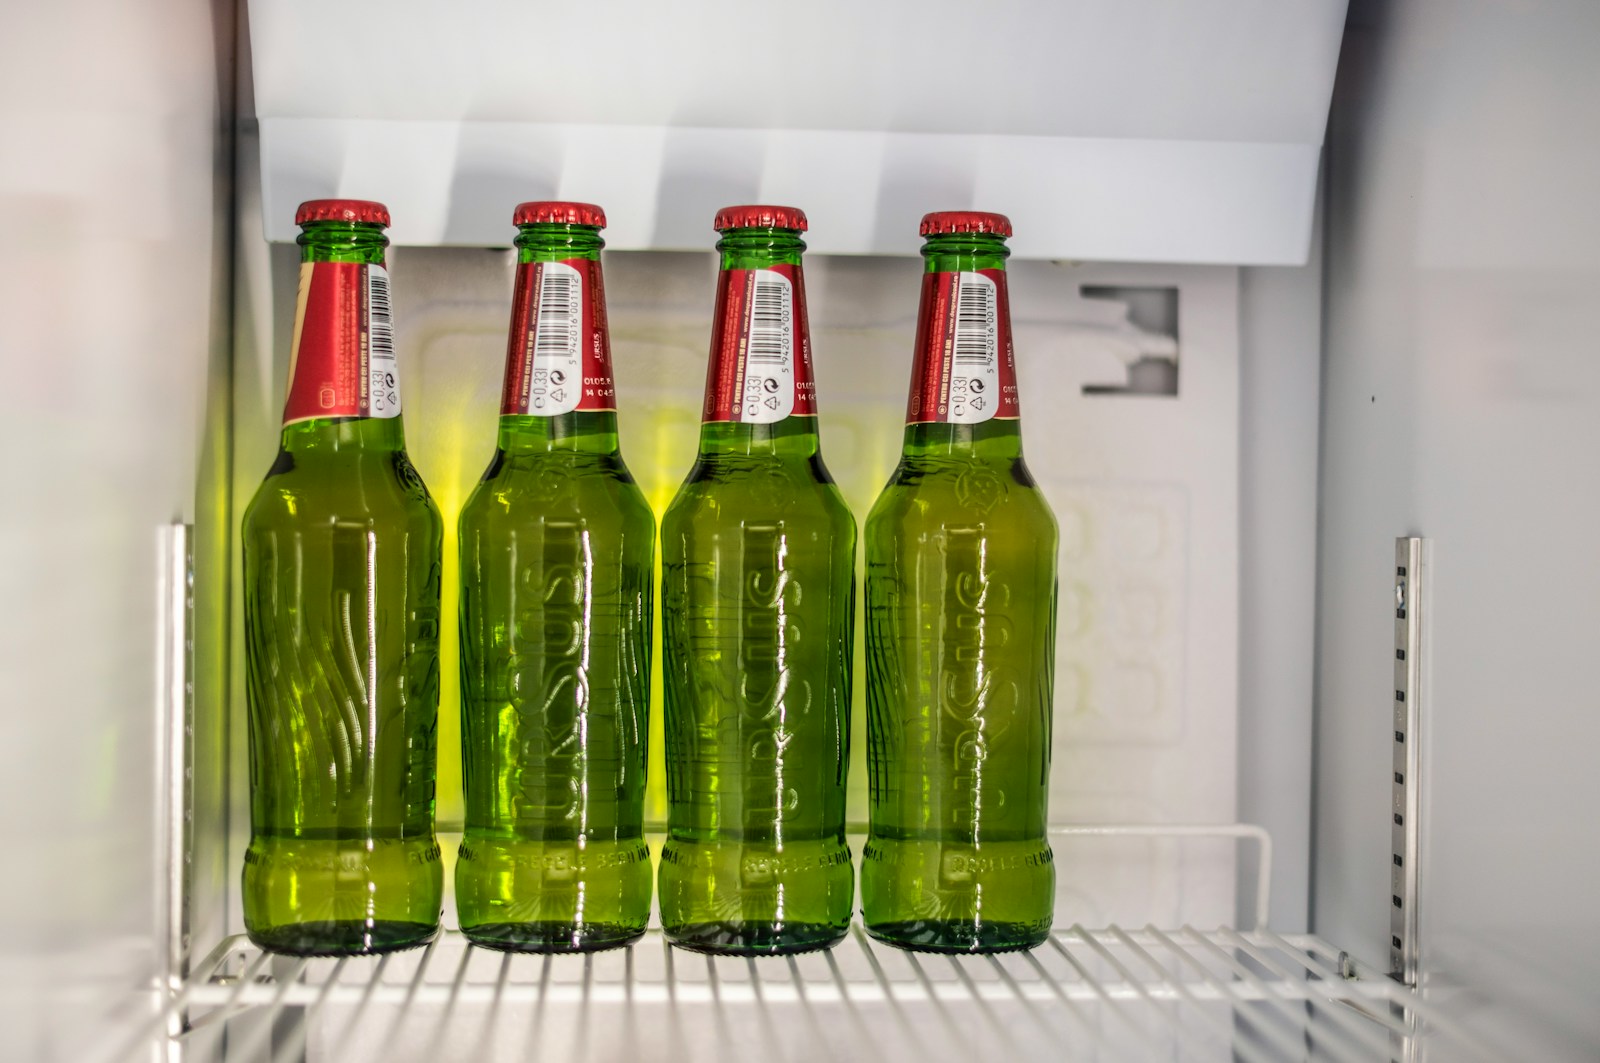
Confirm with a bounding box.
[106,825,1493,1062]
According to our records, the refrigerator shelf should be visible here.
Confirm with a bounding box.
[135,923,1482,1063]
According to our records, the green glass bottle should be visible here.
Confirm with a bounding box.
[242,199,443,956]
[862,211,1058,953]
[456,202,654,952]
[658,205,856,955]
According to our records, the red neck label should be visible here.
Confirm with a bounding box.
[906,269,1019,425]
[701,262,818,424]
[282,261,400,425]
[501,258,617,416]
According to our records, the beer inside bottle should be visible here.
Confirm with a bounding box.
[242,199,444,956]
[456,202,654,952]
[659,205,856,955]
[862,211,1059,953]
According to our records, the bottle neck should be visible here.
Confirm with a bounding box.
[903,231,1022,460]
[920,232,1011,275]
[699,227,819,458]
[280,221,404,454]
[498,223,619,455]
[496,413,619,455]
[901,420,1022,460]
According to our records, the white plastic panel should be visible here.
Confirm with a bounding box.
[247,0,1346,263]
[1317,0,1600,1057]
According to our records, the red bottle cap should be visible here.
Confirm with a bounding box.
[513,200,607,228]
[295,199,391,227]
[714,204,808,232]
[919,210,1013,238]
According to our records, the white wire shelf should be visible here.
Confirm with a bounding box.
[91,823,1509,1062]
[111,922,1498,1063]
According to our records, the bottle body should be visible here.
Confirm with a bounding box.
[659,429,856,953]
[658,211,856,954]
[242,429,445,955]
[456,205,654,952]
[456,434,654,951]
[862,218,1058,953]
[242,203,442,954]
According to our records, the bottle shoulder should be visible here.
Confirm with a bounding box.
[664,456,855,527]
[462,451,653,526]
[244,448,439,531]
[867,455,1055,530]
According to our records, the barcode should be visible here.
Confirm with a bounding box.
[367,269,395,361]
[746,272,791,365]
[953,274,995,367]
[536,267,579,357]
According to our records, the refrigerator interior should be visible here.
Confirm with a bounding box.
[1,0,1596,1060]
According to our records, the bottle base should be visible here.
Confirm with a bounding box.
[246,919,438,957]
[662,921,846,956]
[462,921,645,954]
[863,919,1051,955]
[657,835,854,956]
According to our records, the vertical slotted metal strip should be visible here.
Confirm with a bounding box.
[155,522,194,1063]
[1392,537,1425,987]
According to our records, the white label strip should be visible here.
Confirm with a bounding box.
[529,261,583,416]
[365,265,401,418]
[740,269,795,424]
[948,271,998,425]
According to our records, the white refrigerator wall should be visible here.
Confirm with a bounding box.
[1316,0,1600,1055]
[0,0,235,1060]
